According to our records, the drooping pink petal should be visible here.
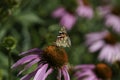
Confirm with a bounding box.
[76,70,95,79]
[42,68,53,80]
[57,69,62,80]
[98,44,120,63]
[114,44,120,61]
[74,64,95,70]
[98,45,116,63]
[12,54,39,68]
[89,40,105,52]
[20,70,37,80]
[33,64,48,80]
[76,0,94,19]
[101,45,120,63]
[20,64,43,80]
[76,5,93,19]
[19,48,42,56]
[85,31,108,45]
[98,45,111,61]
[86,31,108,39]
[81,75,99,80]
[60,13,76,30]
[62,66,70,80]
[18,58,41,76]
[105,14,120,33]
[52,7,67,18]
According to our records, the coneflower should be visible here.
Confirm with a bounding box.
[52,7,76,30]
[73,63,112,80]
[12,27,71,80]
[76,0,94,19]
[86,30,120,63]
[97,5,120,33]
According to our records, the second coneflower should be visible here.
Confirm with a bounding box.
[97,5,120,33]
[86,30,120,63]
[73,63,112,80]
[12,27,71,80]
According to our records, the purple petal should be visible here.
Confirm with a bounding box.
[74,69,95,77]
[60,13,76,30]
[106,46,115,62]
[114,44,120,61]
[76,5,93,19]
[12,54,39,68]
[85,31,108,45]
[79,74,98,80]
[52,7,67,18]
[62,66,70,80]
[20,64,44,80]
[18,58,41,76]
[86,31,108,39]
[105,14,120,33]
[57,69,62,80]
[33,64,48,80]
[20,70,37,80]
[76,70,95,79]
[98,45,111,62]
[89,40,105,52]
[19,48,42,56]
[98,45,118,63]
[42,68,53,80]
[76,0,93,19]
[74,64,95,70]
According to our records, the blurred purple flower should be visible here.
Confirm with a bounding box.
[97,5,120,33]
[73,63,112,80]
[60,13,76,30]
[12,46,70,80]
[85,31,120,63]
[97,5,111,17]
[73,64,100,80]
[76,0,94,19]
[105,14,120,33]
[52,7,76,30]
[52,7,66,18]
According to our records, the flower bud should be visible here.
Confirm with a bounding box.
[2,36,16,50]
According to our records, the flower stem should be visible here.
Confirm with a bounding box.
[8,49,12,80]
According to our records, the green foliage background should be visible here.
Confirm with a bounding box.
[0,0,120,80]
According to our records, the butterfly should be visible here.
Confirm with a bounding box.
[55,26,71,47]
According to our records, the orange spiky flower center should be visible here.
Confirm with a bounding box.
[94,63,112,80]
[104,33,117,45]
[43,45,68,68]
[83,0,90,6]
[111,6,120,16]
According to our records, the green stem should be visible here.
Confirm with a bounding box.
[8,49,12,80]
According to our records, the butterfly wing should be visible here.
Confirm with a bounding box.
[55,26,71,47]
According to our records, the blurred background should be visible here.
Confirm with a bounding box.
[0,0,120,80]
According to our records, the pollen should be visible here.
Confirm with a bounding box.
[43,45,68,68]
[94,63,112,79]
